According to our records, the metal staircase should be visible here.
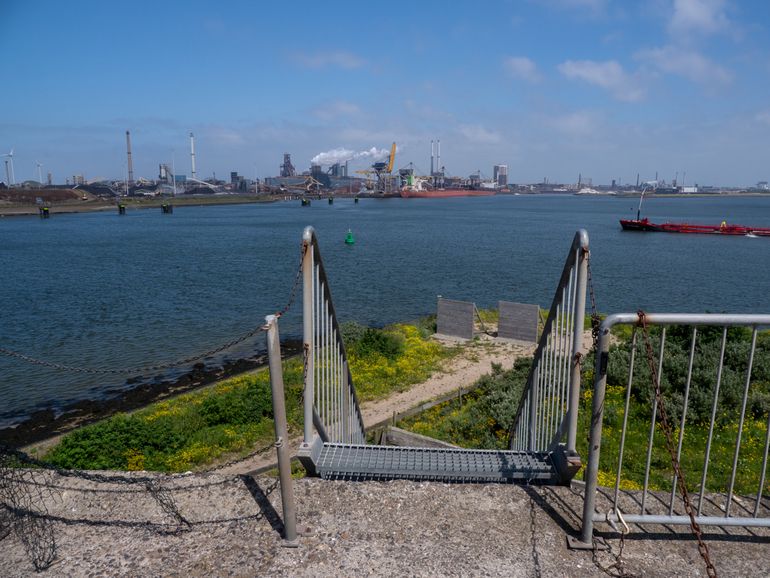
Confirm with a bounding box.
[296,226,589,485]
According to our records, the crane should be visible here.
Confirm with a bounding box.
[386,141,396,173]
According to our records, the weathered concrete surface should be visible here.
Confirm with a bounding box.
[2,471,769,577]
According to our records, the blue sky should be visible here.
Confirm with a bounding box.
[2,0,769,186]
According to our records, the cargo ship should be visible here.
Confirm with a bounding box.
[620,188,770,236]
[620,217,770,236]
[400,175,496,199]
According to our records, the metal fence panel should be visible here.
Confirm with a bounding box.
[498,301,539,342]
[580,312,770,547]
[436,298,475,340]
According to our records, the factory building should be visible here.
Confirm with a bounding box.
[493,165,508,188]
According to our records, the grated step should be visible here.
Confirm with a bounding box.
[314,443,558,483]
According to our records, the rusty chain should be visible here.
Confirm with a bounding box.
[637,310,718,578]
[592,529,635,578]
[573,249,600,372]
[528,491,543,578]
[586,249,601,352]
[0,241,307,376]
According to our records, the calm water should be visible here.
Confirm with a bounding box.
[1,194,769,425]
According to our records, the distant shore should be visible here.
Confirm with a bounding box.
[2,189,769,217]
[0,193,282,217]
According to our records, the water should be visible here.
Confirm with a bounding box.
[1,194,769,425]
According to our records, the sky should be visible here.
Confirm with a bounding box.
[2,0,769,187]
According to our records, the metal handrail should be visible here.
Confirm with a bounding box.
[301,226,366,446]
[580,313,770,546]
[508,229,589,453]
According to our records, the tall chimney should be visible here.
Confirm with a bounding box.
[430,140,434,175]
[190,132,197,179]
[125,130,134,184]
[437,140,441,173]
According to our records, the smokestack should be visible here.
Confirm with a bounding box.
[430,140,434,175]
[190,132,197,179]
[125,130,134,184]
[437,140,441,173]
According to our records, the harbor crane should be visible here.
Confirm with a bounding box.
[354,142,397,190]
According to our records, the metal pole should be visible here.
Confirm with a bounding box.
[265,314,298,546]
[302,228,315,444]
[566,244,588,452]
[580,317,612,545]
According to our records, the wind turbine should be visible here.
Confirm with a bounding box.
[2,148,14,186]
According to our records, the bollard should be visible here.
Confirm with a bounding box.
[265,314,298,546]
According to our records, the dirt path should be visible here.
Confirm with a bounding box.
[359,336,535,427]
[216,335,535,475]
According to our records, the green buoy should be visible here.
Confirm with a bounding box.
[344,229,355,245]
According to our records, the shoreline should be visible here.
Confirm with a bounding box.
[0,340,302,449]
[3,189,769,217]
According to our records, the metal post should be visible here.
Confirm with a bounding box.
[302,227,314,444]
[265,314,298,546]
[567,245,588,452]
[579,317,612,545]
[528,368,538,451]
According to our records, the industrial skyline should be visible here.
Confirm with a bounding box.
[2,1,770,187]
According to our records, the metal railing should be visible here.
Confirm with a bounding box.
[263,314,298,545]
[300,226,366,447]
[509,230,589,454]
[580,313,770,545]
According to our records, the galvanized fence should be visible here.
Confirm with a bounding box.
[509,230,589,454]
[580,313,770,546]
[300,226,366,448]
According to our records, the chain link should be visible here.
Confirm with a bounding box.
[0,241,307,375]
[592,530,635,578]
[2,441,282,571]
[528,491,543,578]
[586,250,601,352]
[637,310,718,578]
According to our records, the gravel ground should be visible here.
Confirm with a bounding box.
[2,469,769,577]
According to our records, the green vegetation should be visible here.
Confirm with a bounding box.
[43,322,454,472]
[401,359,530,449]
[400,325,770,495]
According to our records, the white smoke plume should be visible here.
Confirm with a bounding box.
[311,146,390,166]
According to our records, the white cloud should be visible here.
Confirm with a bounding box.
[457,124,502,144]
[311,100,361,121]
[540,0,608,16]
[503,56,541,83]
[558,59,644,102]
[755,111,770,127]
[547,111,598,137]
[293,50,366,70]
[637,45,732,85]
[202,126,246,146]
[669,0,730,36]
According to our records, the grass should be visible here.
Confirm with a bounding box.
[575,385,770,495]
[42,322,456,472]
[398,326,770,496]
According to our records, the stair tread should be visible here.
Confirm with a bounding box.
[314,443,558,483]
